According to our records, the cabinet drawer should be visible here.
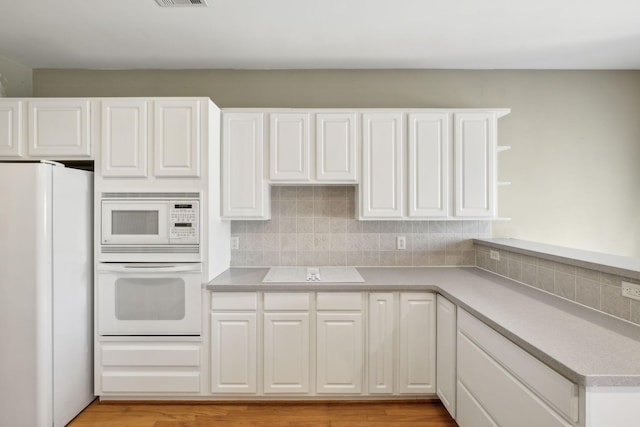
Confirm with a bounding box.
[458,309,579,423]
[211,292,257,310]
[264,292,310,311]
[101,343,200,367]
[101,372,200,393]
[317,292,362,310]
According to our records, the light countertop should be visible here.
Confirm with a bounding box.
[207,266,640,387]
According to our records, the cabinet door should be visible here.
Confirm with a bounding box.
[222,112,270,219]
[101,100,148,177]
[436,295,457,417]
[316,112,357,182]
[154,99,200,177]
[408,113,450,217]
[28,99,91,157]
[454,112,495,217]
[316,312,363,394]
[269,113,310,181]
[360,112,403,218]
[264,312,310,394]
[398,293,435,394]
[368,293,395,394]
[210,312,257,393]
[0,100,23,157]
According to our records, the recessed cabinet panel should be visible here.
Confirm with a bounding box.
[269,113,310,181]
[210,312,257,393]
[316,113,357,182]
[361,112,403,218]
[264,312,310,394]
[368,293,395,394]
[408,113,449,217]
[316,312,363,394]
[101,100,148,177]
[399,293,435,394]
[222,113,270,219]
[0,100,23,157]
[154,99,200,177]
[28,99,91,157]
[454,113,495,217]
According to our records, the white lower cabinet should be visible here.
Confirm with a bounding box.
[398,293,436,394]
[368,293,395,394]
[316,292,364,394]
[97,342,202,394]
[208,291,438,399]
[263,293,311,394]
[436,295,457,417]
[456,309,578,427]
[210,292,258,394]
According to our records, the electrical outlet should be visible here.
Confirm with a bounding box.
[397,236,407,250]
[622,281,640,301]
[490,250,500,261]
[230,236,240,250]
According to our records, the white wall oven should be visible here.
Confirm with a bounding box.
[100,192,200,263]
[97,263,202,336]
[98,192,204,337]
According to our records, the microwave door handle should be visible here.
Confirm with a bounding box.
[101,265,200,273]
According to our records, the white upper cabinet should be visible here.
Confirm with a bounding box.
[28,99,92,158]
[101,99,148,177]
[408,113,450,218]
[316,112,357,182]
[222,112,270,219]
[0,100,23,158]
[100,98,203,179]
[0,98,93,160]
[454,112,496,217]
[269,113,310,181]
[268,111,358,183]
[154,99,201,178]
[360,112,404,219]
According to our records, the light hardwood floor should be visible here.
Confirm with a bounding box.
[69,400,459,426]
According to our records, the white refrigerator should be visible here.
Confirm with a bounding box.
[0,161,94,427]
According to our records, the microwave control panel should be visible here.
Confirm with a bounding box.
[169,201,199,244]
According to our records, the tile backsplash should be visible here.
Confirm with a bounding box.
[475,244,640,326]
[231,186,491,267]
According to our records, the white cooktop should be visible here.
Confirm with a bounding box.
[262,267,364,283]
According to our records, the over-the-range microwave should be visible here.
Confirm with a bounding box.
[100,192,201,262]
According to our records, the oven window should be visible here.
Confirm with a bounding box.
[112,210,159,235]
[114,278,185,320]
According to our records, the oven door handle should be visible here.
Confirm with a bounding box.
[99,264,201,273]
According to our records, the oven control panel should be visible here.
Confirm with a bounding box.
[169,201,199,243]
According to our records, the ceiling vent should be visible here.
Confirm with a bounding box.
[155,0,208,7]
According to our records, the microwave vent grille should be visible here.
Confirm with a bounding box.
[101,246,199,254]
[101,192,200,199]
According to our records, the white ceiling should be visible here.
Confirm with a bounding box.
[1,0,640,70]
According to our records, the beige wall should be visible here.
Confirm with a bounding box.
[0,54,32,96]
[33,69,640,258]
